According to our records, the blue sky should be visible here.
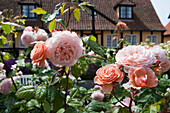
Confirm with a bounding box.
[151,0,170,26]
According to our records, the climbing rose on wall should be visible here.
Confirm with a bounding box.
[94,64,124,93]
[46,30,84,67]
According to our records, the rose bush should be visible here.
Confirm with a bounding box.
[0,1,169,113]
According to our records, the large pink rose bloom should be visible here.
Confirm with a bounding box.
[35,29,48,41]
[115,45,157,72]
[46,30,83,67]
[21,31,35,47]
[94,64,124,93]
[128,67,158,88]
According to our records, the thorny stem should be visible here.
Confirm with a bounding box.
[0,50,18,91]
[112,89,129,108]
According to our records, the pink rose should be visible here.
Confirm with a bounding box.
[35,29,48,41]
[160,58,170,72]
[149,46,168,65]
[115,45,157,72]
[0,63,4,70]
[21,31,35,47]
[90,90,104,102]
[128,67,158,88]
[94,64,124,93]
[31,41,47,67]
[0,79,12,95]
[46,30,84,67]
[24,26,33,32]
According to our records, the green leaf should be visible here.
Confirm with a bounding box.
[12,100,26,108]
[71,64,81,79]
[89,35,97,42]
[25,46,34,56]
[2,24,11,34]
[0,36,7,47]
[41,13,51,23]
[30,7,47,15]
[69,88,79,99]
[67,101,83,107]
[1,22,24,29]
[43,101,51,113]
[120,108,130,113]
[49,19,56,32]
[47,13,56,22]
[9,70,17,77]
[47,85,57,102]
[86,101,112,112]
[57,108,65,113]
[138,94,152,103]
[61,3,66,15]
[73,8,80,22]
[61,76,74,89]
[106,107,120,113]
[16,86,35,99]
[142,104,157,113]
[53,92,64,112]
[55,19,66,29]
[35,86,47,102]
[26,99,39,108]
[2,52,9,60]
[86,2,96,7]
[89,40,104,57]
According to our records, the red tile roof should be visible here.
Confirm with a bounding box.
[0,0,165,31]
[164,22,170,36]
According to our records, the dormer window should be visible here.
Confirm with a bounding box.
[21,4,36,18]
[120,6,132,19]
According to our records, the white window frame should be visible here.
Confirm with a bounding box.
[146,35,158,44]
[126,34,137,45]
[106,34,118,48]
[19,34,27,48]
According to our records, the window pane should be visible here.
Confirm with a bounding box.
[22,5,28,17]
[107,35,112,48]
[112,38,118,48]
[120,6,126,18]
[152,36,157,44]
[132,35,137,45]
[127,7,132,18]
[126,35,131,42]
[29,5,35,17]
